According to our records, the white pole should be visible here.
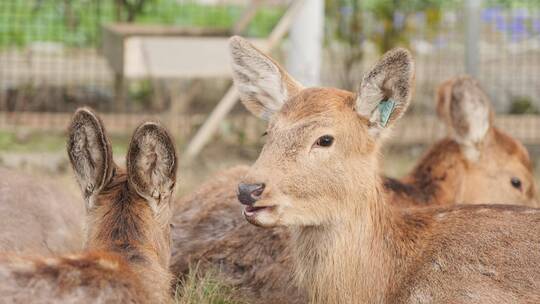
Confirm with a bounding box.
[286,0,324,86]
[184,0,307,159]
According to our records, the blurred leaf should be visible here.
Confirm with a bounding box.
[509,96,539,114]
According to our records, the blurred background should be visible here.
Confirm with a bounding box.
[0,0,539,193]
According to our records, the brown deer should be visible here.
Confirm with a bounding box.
[0,168,84,254]
[0,108,177,303]
[169,44,537,303]
[231,36,540,303]
[0,75,532,260]
[385,75,536,207]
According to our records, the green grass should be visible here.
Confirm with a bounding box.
[0,0,284,49]
[175,265,243,304]
[0,130,66,153]
[0,130,130,155]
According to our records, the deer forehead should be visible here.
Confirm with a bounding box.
[279,88,356,121]
[492,129,532,170]
[267,89,365,140]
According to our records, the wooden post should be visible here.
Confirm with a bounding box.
[167,79,203,138]
[184,0,307,159]
[114,73,126,112]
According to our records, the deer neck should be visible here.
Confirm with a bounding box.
[127,254,173,303]
[86,180,172,302]
[291,179,422,304]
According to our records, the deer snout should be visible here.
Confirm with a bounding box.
[237,183,265,206]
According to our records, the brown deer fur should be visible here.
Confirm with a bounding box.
[0,168,84,254]
[230,36,540,303]
[170,53,537,303]
[0,108,178,304]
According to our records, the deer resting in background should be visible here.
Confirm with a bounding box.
[232,36,540,303]
[385,75,536,206]
[0,108,178,304]
[0,168,84,254]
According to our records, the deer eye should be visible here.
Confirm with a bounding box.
[511,177,522,190]
[314,135,334,148]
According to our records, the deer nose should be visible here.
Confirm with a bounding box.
[237,183,265,206]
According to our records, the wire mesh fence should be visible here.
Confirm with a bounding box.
[0,0,283,115]
[0,0,539,145]
[322,0,540,114]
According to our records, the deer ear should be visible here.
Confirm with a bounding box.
[356,48,415,137]
[229,36,303,120]
[67,107,114,207]
[127,122,177,213]
[445,76,494,161]
[436,78,454,125]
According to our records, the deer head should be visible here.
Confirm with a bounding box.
[67,108,177,268]
[436,76,536,205]
[230,36,414,227]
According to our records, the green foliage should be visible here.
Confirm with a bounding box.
[366,0,459,52]
[0,130,66,152]
[115,0,154,22]
[0,0,115,48]
[0,130,130,155]
[325,0,363,45]
[485,0,540,8]
[508,96,539,114]
[0,0,283,49]
[363,0,460,11]
[128,80,155,108]
[325,0,463,54]
[324,0,365,89]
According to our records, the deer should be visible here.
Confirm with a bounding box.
[0,168,85,254]
[0,108,178,304]
[229,36,540,303]
[384,75,537,207]
[169,44,538,303]
[3,75,532,260]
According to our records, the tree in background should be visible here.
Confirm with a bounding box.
[115,0,153,22]
[364,0,455,53]
[325,0,365,89]
[325,0,458,89]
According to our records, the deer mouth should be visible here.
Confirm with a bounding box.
[243,205,275,217]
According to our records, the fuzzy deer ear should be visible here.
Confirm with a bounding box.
[356,48,415,137]
[436,78,454,125]
[67,107,114,207]
[127,122,177,213]
[229,36,303,120]
[445,76,494,161]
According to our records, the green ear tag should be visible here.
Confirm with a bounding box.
[378,99,395,127]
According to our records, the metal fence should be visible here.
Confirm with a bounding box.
[0,0,539,144]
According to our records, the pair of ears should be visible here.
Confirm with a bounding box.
[230,37,494,155]
[436,76,494,159]
[229,36,415,138]
[67,108,177,210]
